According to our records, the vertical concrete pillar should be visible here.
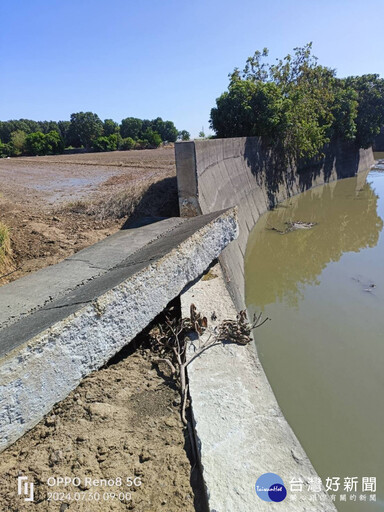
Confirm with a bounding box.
[174,141,201,217]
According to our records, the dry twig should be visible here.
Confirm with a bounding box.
[150,305,269,429]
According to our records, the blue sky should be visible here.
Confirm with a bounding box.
[1,0,384,138]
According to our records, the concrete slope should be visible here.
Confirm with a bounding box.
[176,137,375,308]
[174,137,376,511]
[0,209,238,452]
[182,265,336,512]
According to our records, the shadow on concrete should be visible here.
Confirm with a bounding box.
[122,216,170,229]
[243,137,290,209]
[121,176,180,230]
[297,141,362,190]
[244,138,362,209]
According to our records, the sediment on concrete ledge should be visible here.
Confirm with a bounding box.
[0,209,238,452]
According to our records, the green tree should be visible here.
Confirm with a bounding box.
[150,117,165,138]
[10,130,27,156]
[45,131,64,154]
[211,43,384,161]
[143,128,162,148]
[178,130,191,141]
[161,120,178,142]
[329,80,358,142]
[148,117,178,142]
[0,120,40,143]
[141,119,152,134]
[38,121,60,134]
[135,139,150,149]
[93,134,118,152]
[210,80,287,139]
[210,43,352,162]
[21,119,40,133]
[345,74,384,148]
[58,121,70,143]
[103,119,119,136]
[119,137,135,150]
[65,122,82,148]
[0,123,8,143]
[0,139,11,157]
[57,120,78,147]
[69,112,103,150]
[25,132,47,156]
[120,117,143,139]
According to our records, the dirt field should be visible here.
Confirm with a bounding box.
[0,329,202,512]
[0,147,178,283]
[0,148,205,511]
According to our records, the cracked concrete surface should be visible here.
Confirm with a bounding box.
[0,209,238,452]
[0,217,185,334]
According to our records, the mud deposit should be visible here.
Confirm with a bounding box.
[0,345,198,511]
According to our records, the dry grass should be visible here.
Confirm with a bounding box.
[61,176,179,221]
[0,222,13,275]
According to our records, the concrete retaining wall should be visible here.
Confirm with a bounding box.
[176,137,375,308]
[176,137,375,511]
[0,210,238,452]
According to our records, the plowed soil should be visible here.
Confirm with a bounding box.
[0,147,177,284]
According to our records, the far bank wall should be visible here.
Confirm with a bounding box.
[175,137,375,308]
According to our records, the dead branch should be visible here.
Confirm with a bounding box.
[185,340,222,368]
[150,305,269,434]
[181,383,189,426]
[266,220,317,235]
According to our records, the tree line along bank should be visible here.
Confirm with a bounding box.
[210,43,384,165]
[0,113,191,157]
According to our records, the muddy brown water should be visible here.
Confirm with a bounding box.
[245,163,384,511]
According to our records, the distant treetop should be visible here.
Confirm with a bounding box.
[0,113,188,157]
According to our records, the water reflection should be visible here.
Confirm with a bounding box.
[246,177,383,309]
[245,169,384,512]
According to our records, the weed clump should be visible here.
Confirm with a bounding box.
[0,222,12,275]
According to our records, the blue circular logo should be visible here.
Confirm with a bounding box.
[255,473,287,502]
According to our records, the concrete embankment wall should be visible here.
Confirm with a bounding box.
[176,137,374,512]
[176,137,375,308]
